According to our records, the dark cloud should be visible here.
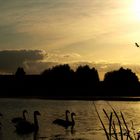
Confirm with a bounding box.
[0,50,45,73]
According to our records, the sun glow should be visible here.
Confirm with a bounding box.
[132,0,140,20]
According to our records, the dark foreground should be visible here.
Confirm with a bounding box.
[0,66,140,98]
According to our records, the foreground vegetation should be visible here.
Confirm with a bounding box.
[94,102,140,140]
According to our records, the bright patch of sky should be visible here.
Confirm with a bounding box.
[0,0,140,76]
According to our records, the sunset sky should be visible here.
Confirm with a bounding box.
[0,0,140,79]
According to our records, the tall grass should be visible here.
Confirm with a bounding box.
[93,102,139,140]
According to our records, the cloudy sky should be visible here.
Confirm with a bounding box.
[0,0,140,79]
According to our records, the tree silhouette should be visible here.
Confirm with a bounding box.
[76,65,99,83]
[0,64,139,98]
[75,65,99,94]
[103,67,140,95]
[41,64,74,94]
[41,64,74,80]
[15,67,26,78]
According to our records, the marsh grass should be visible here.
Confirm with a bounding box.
[93,102,140,140]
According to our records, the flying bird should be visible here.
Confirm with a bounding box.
[135,42,139,47]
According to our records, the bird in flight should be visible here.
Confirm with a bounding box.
[135,42,139,47]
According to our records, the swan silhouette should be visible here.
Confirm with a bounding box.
[53,111,76,129]
[12,110,28,124]
[15,111,41,134]
[53,110,70,128]
[67,112,76,127]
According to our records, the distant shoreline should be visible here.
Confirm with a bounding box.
[0,96,140,101]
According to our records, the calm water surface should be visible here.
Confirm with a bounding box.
[0,98,140,140]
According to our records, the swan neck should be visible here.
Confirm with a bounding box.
[23,112,26,120]
[34,114,39,129]
[66,112,69,122]
[71,115,75,125]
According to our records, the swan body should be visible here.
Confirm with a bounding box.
[12,110,28,124]
[53,110,70,128]
[15,111,41,134]
[53,111,76,128]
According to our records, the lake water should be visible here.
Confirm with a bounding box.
[0,98,140,140]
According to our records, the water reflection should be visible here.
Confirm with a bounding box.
[0,99,140,140]
[0,129,3,140]
[50,126,76,140]
[33,132,39,140]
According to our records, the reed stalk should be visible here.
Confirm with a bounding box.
[93,102,137,140]
[93,102,110,140]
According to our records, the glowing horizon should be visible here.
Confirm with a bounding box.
[0,0,140,75]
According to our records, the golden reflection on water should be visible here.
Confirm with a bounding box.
[0,99,140,140]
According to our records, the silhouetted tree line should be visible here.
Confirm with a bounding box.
[103,67,140,96]
[0,64,140,99]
